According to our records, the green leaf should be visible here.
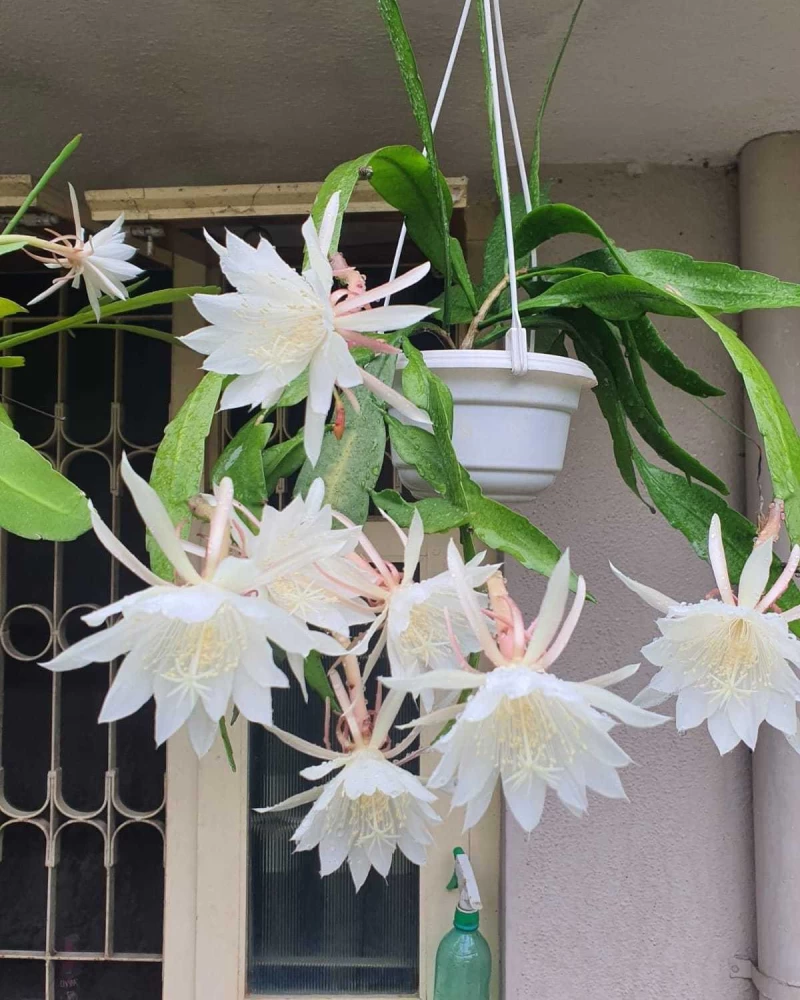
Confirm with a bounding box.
[147,373,224,579]
[464,483,570,581]
[0,404,11,427]
[570,330,641,498]
[212,415,272,513]
[690,306,800,543]
[368,146,453,278]
[618,321,664,428]
[0,422,90,540]
[308,153,375,258]
[628,315,724,398]
[387,416,452,498]
[567,309,727,493]
[375,0,451,303]
[634,451,800,628]
[529,0,585,208]
[3,134,81,235]
[428,286,475,325]
[479,193,529,307]
[0,286,220,352]
[0,298,26,319]
[263,429,306,497]
[620,248,800,313]
[303,651,341,710]
[449,237,478,313]
[371,489,468,532]
[514,203,625,267]
[476,0,502,201]
[518,272,696,322]
[0,239,30,258]
[401,339,453,436]
[275,370,309,409]
[0,356,24,368]
[294,356,394,524]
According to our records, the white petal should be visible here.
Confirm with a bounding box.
[707,710,741,754]
[98,649,154,722]
[301,214,333,292]
[317,193,340,257]
[89,503,166,588]
[524,549,572,664]
[501,775,546,833]
[404,511,424,580]
[381,670,486,694]
[41,619,136,672]
[675,686,711,730]
[708,514,736,604]
[335,262,431,313]
[302,405,327,466]
[766,691,799,735]
[120,454,202,584]
[738,538,774,609]
[361,370,432,427]
[263,725,343,760]
[727,697,761,750]
[153,681,195,745]
[579,684,669,728]
[585,663,640,688]
[609,562,677,613]
[254,786,324,813]
[232,670,274,726]
[187,704,221,757]
[336,304,435,333]
[632,685,673,710]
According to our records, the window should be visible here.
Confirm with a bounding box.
[0,263,174,1000]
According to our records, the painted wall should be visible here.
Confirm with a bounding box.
[496,164,755,999]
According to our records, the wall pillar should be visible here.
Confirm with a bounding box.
[739,132,800,998]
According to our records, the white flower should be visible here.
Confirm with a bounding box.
[613,512,800,755]
[40,456,345,756]
[236,479,375,691]
[27,183,142,320]
[256,690,440,889]
[182,193,435,463]
[384,544,665,832]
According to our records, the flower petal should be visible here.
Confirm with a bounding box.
[334,262,431,314]
[253,786,324,813]
[41,618,136,672]
[609,562,677,614]
[738,538,774,609]
[579,684,670,728]
[336,304,435,333]
[98,648,155,722]
[708,514,735,604]
[523,549,572,664]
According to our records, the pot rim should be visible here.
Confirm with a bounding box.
[396,349,596,385]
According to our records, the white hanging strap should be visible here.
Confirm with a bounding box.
[383,0,473,306]
[482,0,528,374]
[491,0,536,271]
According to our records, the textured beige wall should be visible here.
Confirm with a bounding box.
[499,164,755,999]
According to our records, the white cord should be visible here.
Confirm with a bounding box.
[383,0,473,307]
[482,0,528,373]
[492,0,537,271]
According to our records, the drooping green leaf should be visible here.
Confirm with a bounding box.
[371,489,468,532]
[294,356,395,524]
[0,422,90,540]
[476,0,502,202]
[620,248,800,313]
[514,203,625,267]
[449,237,478,313]
[0,298,26,319]
[368,146,453,279]
[627,315,724,398]
[570,331,641,498]
[3,134,81,235]
[528,0,585,208]
[690,306,800,542]
[618,321,664,428]
[263,429,306,497]
[0,286,220,352]
[375,0,451,303]
[568,309,727,493]
[386,416,452,498]
[212,415,272,513]
[400,339,453,435]
[516,272,696,322]
[303,650,341,710]
[147,373,224,579]
[634,451,800,628]
[428,286,475,325]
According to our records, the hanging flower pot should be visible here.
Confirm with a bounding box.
[391,349,597,503]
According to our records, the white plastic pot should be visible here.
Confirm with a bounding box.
[391,350,597,503]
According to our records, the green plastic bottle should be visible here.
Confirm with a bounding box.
[433,847,491,1000]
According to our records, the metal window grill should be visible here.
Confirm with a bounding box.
[0,279,172,1000]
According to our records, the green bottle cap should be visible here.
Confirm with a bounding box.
[454,906,480,932]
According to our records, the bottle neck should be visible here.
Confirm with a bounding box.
[454,907,480,932]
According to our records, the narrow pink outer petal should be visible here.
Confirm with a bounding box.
[708,514,735,604]
[333,262,431,314]
[447,540,505,668]
[369,689,407,749]
[263,725,344,761]
[758,544,800,612]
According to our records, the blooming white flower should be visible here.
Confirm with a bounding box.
[27,183,142,320]
[612,512,800,755]
[40,456,346,756]
[384,543,665,832]
[182,193,435,463]
[336,511,498,710]
[256,690,440,890]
